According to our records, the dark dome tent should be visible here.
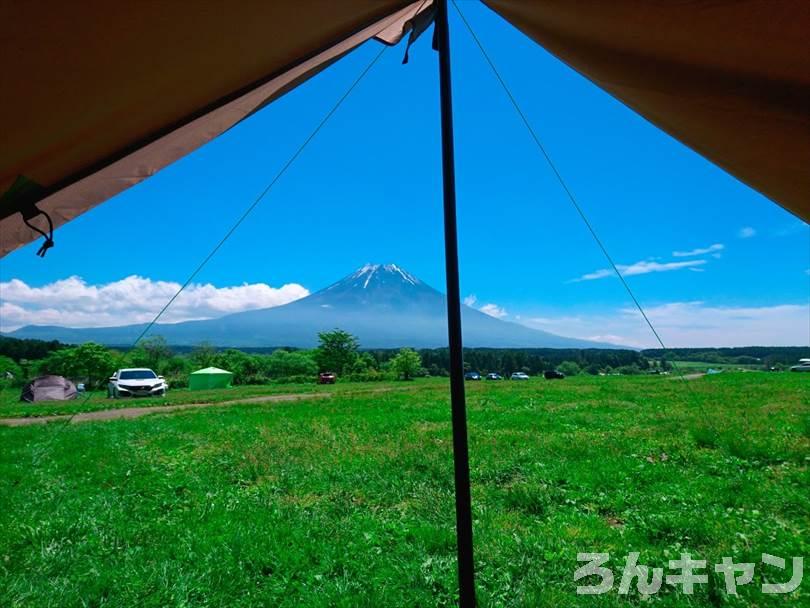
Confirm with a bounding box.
[20,375,78,403]
[2,1,807,604]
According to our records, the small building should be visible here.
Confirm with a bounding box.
[189,367,233,390]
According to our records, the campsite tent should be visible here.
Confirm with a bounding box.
[189,367,234,391]
[20,375,78,403]
[2,1,808,604]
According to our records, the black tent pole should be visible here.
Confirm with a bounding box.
[435,0,477,605]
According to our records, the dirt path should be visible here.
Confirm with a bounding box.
[0,392,332,428]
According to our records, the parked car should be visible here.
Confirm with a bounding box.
[510,372,530,380]
[108,368,167,398]
[464,371,481,381]
[544,370,565,380]
[790,359,810,372]
[319,372,337,384]
[485,373,502,381]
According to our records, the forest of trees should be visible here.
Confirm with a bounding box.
[642,346,808,368]
[1,335,804,390]
[0,333,426,389]
[415,347,648,377]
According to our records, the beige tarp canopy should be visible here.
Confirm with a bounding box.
[0,0,431,256]
[484,0,810,222]
[1,0,808,257]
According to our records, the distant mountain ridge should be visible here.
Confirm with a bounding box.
[6,264,617,349]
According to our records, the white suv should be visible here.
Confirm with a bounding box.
[510,372,530,380]
[108,368,168,398]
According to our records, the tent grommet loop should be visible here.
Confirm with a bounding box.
[20,202,55,257]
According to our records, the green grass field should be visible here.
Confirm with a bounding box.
[0,380,421,419]
[670,361,760,372]
[1,373,807,606]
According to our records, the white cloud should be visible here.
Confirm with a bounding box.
[521,301,808,348]
[738,226,756,238]
[574,268,614,282]
[584,334,638,346]
[618,260,707,277]
[570,259,706,282]
[464,294,508,319]
[479,303,508,319]
[0,275,309,331]
[672,243,724,257]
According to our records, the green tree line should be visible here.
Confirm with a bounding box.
[6,335,801,390]
[0,332,428,389]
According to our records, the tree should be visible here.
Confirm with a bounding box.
[213,349,264,385]
[78,343,119,387]
[263,350,318,378]
[557,360,581,376]
[314,329,359,375]
[349,352,377,375]
[584,363,601,375]
[0,355,23,387]
[0,336,65,361]
[40,343,117,388]
[161,356,191,387]
[427,363,447,377]
[190,342,217,369]
[127,336,172,371]
[390,348,422,380]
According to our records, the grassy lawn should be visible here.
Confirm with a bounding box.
[0,380,438,419]
[0,373,807,606]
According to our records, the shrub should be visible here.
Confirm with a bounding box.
[212,350,264,385]
[0,355,23,387]
[164,373,189,389]
[557,361,581,376]
[345,370,393,383]
[263,350,318,379]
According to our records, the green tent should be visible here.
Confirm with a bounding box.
[188,367,233,390]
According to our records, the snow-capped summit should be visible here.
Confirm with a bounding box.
[319,263,436,309]
[346,263,421,288]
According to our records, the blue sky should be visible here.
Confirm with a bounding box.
[1,2,808,347]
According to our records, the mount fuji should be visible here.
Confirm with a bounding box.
[6,264,614,349]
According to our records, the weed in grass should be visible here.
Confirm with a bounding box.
[692,425,720,450]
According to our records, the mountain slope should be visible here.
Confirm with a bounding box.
[6,264,615,349]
